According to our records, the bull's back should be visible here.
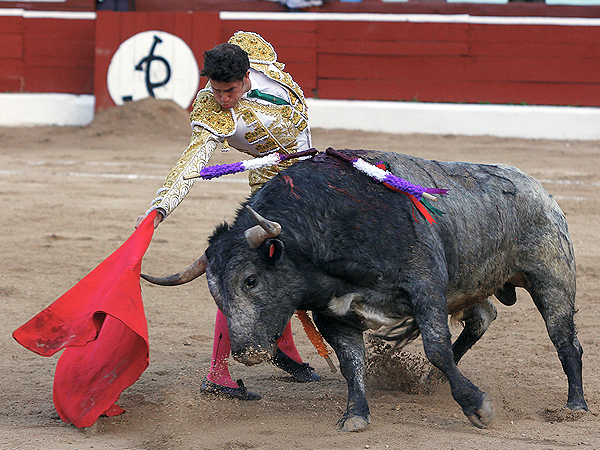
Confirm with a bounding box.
[260,150,571,285]
[360,150,573,297]
[278,150,570,298]
[347,149,555,231]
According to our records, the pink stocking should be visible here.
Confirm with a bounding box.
[206,310,304,388]
[206,309,238,388]
[276,321,303,364]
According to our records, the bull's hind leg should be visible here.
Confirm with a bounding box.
[452,298,498,364]
[412,294,494,428]
[526,271,588,412]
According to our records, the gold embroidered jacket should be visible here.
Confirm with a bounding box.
[148,31,311,218]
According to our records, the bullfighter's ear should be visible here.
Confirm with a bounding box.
[257,239,284,265]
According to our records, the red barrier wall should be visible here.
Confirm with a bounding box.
[312,20,600,105]
[0,11,95,94]
[1,6,600,109]
[24,16,95,94]
[0,14,24,92]
[218,16,600,106]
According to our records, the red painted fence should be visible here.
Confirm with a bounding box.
[308,19,600,105]
[0,10,95,94]
[1,4,600,110]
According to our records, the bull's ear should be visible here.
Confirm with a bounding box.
[258,239,284,265]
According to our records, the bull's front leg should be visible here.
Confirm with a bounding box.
[312,312,370,432]
[412,293,494,428]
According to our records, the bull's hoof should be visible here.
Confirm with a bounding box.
[338,415,371,432]
[466,393,494,428]
[566,399,588,412]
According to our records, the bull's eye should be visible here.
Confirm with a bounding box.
[245,275,257,288]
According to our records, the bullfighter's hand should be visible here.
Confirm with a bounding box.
[135,211,164,229]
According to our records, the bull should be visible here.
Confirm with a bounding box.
[142,149,587,431]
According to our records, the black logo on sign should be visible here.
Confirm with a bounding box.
[134,35,171,98]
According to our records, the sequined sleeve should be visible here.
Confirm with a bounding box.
[147,126,220,218]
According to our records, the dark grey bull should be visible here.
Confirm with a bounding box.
[143,149,587,431]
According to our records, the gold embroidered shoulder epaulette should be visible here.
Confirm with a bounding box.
[189,89,236,137]
[250,62,308,117]
[228,31,277,65]
[228,31,308,117]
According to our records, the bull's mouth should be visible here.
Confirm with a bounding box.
[232,347,272,366]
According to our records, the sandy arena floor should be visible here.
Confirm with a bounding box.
[0,99,599,450]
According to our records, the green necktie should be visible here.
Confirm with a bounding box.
[246,89,290,106]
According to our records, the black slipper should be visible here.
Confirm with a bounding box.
[200,378,261,401]
[272,348,321,382]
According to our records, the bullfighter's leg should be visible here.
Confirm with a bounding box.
[526,272,588,411]
[202,309,262,400]
[452,298,498,364]
[272,323,321,383]
[412,294,494,428]
[205,310,317,393]
[206,309,237,388]
[274,322,302,363]
[313,311,371,432]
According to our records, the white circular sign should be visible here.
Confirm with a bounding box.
[107,30,200,109]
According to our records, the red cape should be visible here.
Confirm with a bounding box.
[13,211,156,427]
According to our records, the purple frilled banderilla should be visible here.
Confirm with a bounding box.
[325,148,448,202]
[183,149,318,181]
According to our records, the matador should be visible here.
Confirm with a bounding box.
[141,31,319,400]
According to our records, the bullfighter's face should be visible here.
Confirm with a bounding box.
[209,70,250,109]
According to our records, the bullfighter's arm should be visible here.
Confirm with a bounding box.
[146,126,220,219]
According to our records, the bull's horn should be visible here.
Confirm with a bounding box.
[244,206,281,248]
[141,253,208,286]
